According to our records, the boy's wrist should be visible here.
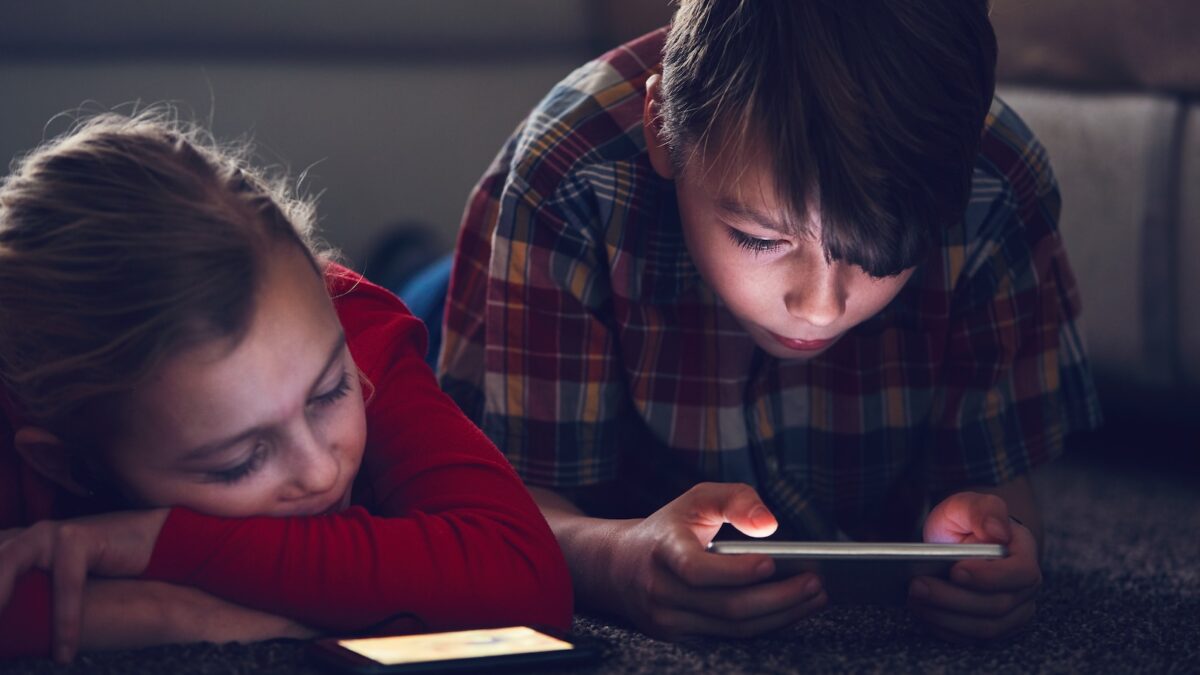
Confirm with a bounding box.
[570,516,637,616]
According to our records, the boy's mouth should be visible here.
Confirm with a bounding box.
[769,331,837,352]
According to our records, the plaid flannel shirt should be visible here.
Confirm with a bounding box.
[440,29,1102,539]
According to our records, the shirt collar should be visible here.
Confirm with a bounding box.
[627,164,702,304]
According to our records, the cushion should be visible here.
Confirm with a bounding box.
[997,86,1182,389]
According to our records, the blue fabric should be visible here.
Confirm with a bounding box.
[395,254,453,369]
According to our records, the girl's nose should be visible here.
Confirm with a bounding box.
[288,425,340,498]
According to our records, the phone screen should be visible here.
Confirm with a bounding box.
[336,627,574,666]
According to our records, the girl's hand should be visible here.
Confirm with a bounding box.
[606,482,827,640]
[0,509,169,663]
[101,579,317,648]
[72,579,316,653]
[909,492,1041,642]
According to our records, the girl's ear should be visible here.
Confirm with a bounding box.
[13,426,93,496]
[643,73,676,180]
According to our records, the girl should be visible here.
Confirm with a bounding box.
[0,110,572,662]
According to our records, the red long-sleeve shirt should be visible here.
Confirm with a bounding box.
[0,265,572,659]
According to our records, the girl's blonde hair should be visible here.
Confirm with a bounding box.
[0,107,329,449]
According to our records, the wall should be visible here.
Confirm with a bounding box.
[0,1,613,263]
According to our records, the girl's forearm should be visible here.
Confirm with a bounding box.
[80,579,315,653]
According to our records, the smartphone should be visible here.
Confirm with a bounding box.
[310,626,602,674]
[707,541,1007,605]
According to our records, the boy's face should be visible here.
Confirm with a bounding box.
[669,155,914,361]
[644,75,913,361]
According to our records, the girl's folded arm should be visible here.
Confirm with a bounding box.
[141,282,571,634]
[0,573,312,660]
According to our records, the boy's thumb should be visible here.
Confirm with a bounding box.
[966,494,1013,543]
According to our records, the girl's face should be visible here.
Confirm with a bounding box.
[103,246,367,517]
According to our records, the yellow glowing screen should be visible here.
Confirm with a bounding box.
[337,627,574,665]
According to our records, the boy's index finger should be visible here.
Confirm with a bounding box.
[713,486,778,537]
[680,482,778,538]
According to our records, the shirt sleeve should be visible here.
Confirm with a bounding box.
[442,153,630,489]
[140,276,572,634]
[0,414,56,659]
[0,571,51,659]
[926,136,1102,495]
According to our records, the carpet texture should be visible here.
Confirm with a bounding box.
[3,450,1197,674]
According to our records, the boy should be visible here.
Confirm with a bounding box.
[441,0,1101,642]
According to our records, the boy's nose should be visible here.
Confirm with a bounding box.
[784,264,845,328]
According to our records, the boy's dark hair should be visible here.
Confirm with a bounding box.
[659,0,997,277]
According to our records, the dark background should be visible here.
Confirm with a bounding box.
[0,3,1196,673]
[1,0,1197,461]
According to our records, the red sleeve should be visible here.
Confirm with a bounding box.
[1,401,54,659]
[140,267,572,634]
[0,571,51,659]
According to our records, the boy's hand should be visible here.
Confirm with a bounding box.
[0,509,169,663]
[606,482,826,640]
[909,492,1041,642]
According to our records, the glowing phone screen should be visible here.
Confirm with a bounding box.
[337,626,574,665]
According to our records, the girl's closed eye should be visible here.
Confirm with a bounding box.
[203,371,348,485]
[727,227,784,255]
[311,370,351,408]
[208,443,269,484]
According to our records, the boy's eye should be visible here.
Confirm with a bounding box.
[311,370,351,408]
[727,228,784,255]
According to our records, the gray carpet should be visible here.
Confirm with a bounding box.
[3,449,1197,674]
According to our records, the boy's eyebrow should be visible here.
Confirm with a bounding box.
[179,331,348,463]
[716,198,791,235]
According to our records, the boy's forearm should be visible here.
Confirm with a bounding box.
[79,579,314,653]
[527,486,631,616]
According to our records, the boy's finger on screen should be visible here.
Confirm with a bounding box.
[681,482,777,534]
